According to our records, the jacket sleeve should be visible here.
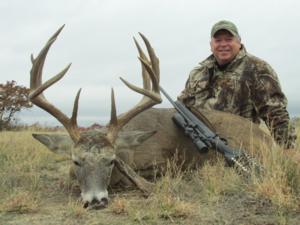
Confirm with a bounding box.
[252,62,297,148]
[177,67,201,106]
[178,64,209,105]
[177,76,194,106]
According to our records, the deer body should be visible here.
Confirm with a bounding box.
[119,107,274,175]
[34,107,274,185]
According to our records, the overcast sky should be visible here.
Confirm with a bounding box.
[1,0,300,126]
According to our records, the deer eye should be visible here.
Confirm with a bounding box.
[73,160,81,167]
[109,159,115,166]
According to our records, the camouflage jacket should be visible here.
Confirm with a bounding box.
[178,46,296,148]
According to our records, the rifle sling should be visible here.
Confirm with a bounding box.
[189,106,216,133]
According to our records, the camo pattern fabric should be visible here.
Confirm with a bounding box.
[178,46,296,148]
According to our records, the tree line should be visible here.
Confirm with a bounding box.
[0,80,32,130]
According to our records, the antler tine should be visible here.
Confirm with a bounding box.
[138,32,160,80]
[106,34,162,144]
[133,37,150,90]
[29,25,80,142]
[30,25,65,90]
[133,33,160,93]
[109,88,117,126]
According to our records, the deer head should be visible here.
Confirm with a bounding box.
[30,25,161,209]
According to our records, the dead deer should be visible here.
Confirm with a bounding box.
[30,26,274,209]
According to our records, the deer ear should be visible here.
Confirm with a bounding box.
[115,130,156,148]
[32,133,74,155]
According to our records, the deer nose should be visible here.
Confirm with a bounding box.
[100,197,108,206]
[87,197,108,210]
[91,198,100,205]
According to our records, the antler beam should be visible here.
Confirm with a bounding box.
[29,25,81,142]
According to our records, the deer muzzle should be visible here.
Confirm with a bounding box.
[81,190,109,209]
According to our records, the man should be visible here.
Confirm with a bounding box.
[178,20,296,148]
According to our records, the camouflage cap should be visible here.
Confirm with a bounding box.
[211,20,240,38]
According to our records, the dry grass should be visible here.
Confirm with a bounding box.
[145,160,196,220]
[195,158,243,202]
[0,131,63,215]
[109,159,197,223]
[0,131,50,194]
[0,126,300,224]
[252,146,300,209]
[246,126,300,210]
[66,198,88,219]
[110,196,129,215]
[0,190,39,214]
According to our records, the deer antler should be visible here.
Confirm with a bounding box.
[106,33,162,144]
[29,25,81,142]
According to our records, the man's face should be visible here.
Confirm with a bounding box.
[210,30,241,66]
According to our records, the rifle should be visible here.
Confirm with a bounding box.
[159,86,262,175]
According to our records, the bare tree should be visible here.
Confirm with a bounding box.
[0,80,32,130]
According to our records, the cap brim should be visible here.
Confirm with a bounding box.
[212,28,237,37]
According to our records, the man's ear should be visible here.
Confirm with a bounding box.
[210,40,213,52]
[32,133,74,155]
[115,130,156,149]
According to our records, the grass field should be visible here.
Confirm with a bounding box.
[0,126,300,225]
